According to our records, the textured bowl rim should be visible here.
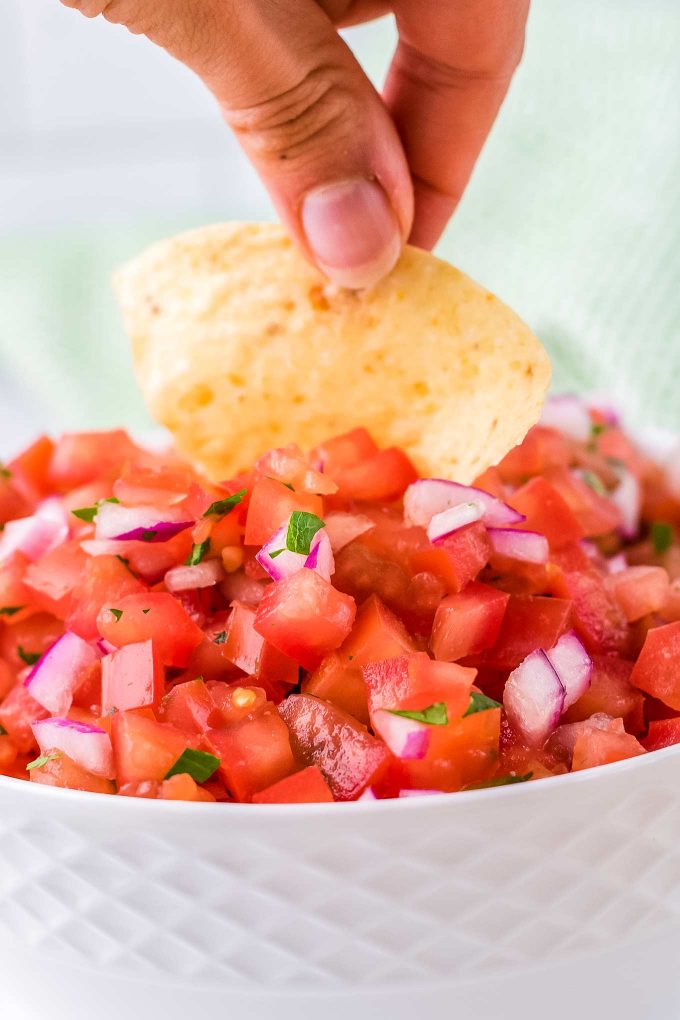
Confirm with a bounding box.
[2,740,679,816]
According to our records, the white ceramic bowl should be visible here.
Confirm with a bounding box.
[2,745,680,1020]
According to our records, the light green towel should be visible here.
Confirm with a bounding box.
[1,0,678,447]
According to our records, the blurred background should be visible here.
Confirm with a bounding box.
[1,0,679,455]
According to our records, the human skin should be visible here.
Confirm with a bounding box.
[60,0,530,287]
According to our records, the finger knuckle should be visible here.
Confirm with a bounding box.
[226,64,358,165]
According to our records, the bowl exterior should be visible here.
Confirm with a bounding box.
[2,749,680,1020]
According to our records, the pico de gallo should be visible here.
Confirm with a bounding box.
[1,397,680,803]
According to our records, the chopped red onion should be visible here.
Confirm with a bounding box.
[220,573,266,605]
[545,631,592,710]
[488,527,549,564]
[256,517,334,582]
[372,710,430,760]
[304,529,334,580]
[606,552,628,574]
[165,559,225,592]
[324,512,374,552]
[357,787,378,801]
[427,501,484,543]
[31,717,114,779]
[0,498,69,563]
[610,466,640,539]
[24,631,100,716]
[504,649,565,746]
[540,394,592,442]
[404,479,524,531]
[95,502,193,543]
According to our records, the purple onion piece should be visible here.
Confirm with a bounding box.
[504,649,565,746]
[545,631,593,710]
[404,478,524,531]
[488,527,550,564]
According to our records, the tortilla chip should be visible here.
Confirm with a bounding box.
[114,222,550,483]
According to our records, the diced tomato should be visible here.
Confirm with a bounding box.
[49,430,144,492]
[244,477,323,546]
[607,566,670,622]
[222,601,298,696]
[0,612,64,671]
[571,720,645,771]
[252,765,334,804]
[553,567,628,654]
[363,653,474,723]
[508,476,585,548]
[254,570,356,671]
[0,660,15,702]
[542,466,621,537]
[159,773,216,802]
[562,655,645,733]
[496,426,572,484]
[112,711,193,786]
[339,594,415,665]
[23,541,88,619]
[0,684,48,753]
[7,435,55,501]
[97,592,203,667]
[205,705,296,800]
[327,447,418,503]
[113,462,196,508]
[471,465,506,498]
[596,428,648,478]
[302,654,369,723]
[642,718,680,753]
[314,428,379,475]
[101,640,164,714]
[410,522,492,593]
[630,622,680,710]
[71,660,102,712]
[0,552,32,622]
[390,707,501,793]
[0,475,31,525]
[119,530,195,584]
[0,733,18,771]
[159,678,223,733]
[29,753,115,794]
[279,694,391,800]
[431,582,510,662]
[479,595,572,670]
[67,555,146,641]
[206,682,267,724]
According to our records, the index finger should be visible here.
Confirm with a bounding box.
[384,0,530,249]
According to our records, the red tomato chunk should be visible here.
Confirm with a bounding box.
[1,406,678,802]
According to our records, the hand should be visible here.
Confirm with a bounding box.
[62,0,529,287]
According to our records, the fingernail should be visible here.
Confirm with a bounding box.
[301,178,402,289]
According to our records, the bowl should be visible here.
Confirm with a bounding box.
[2,745,680,1020]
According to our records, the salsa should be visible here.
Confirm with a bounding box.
[1,401,679,803]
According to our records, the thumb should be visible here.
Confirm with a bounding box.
[65,0,413,288]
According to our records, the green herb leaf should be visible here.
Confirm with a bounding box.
[18,646,41,666]
[164,748,221,784]
[581,470,606,496]
[26,752,62,772]
[140,529,158,542]
[213,631,227,645]
[186,538,211,566]
[109,608,123,622]
[0,724,7,736]
[267,476,294,492]
[387,701,448,726]
[464,691,501,717]
[203,488,247,518]
[142,608,151,615]
[0,463,11,479]
[285,510,325,556]
[651,521,673,556]
[469,772,533,790]
[0,605,24,617]
[71,496,120,523]
[590,423,606,438]
[269,548,285,559]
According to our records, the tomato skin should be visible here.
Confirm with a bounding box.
[254,571,356,671]
[431,582,510,662]
[572,722,645,771]
[411,522,492,594]
[642,718,680,752]
[101,640,164,714]
[29,753,115,794]
[508,476,585,549]
[112,711,193,786]
[244,478,323,546]
[477,595,573,670]
[252,765,334,804]
[606,566,670,622]
[0,683,48,753]
[630,621,680,710]
[97,592,203,667]
[279,693,391,800]
[562,655,645,733]
[205,705,296,801]
[67,555,146,642]
[23,541,88,620]
[48,430,143,492]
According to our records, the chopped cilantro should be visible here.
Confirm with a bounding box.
[267,476,294,491]
[17,646,41,666]
[213,631,227,645]
[164,748,220,784]
[469,772,533,790]
[140,529,158,542]
[186,538,210,566]
[203,488,247,518]
[387,701,448,726]
[142,608,151,615]
[71,496,120,523]
[285,510,325,556]
[0,463,11,479]
[0,724,7,736]
[651,521,673,556]
[464,691,501,717]
[269,548,285,559]
[581,470,606,496]
[26,752,62,772]
[0,606,24,617]
[591,422,607,438]
[109,608,123,622]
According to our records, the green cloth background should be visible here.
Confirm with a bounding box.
[1,0,678,449]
